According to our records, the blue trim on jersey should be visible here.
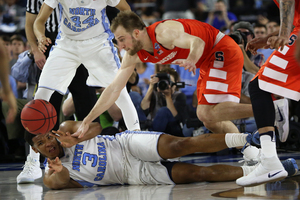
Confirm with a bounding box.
[55,3,63,47]
[58,3,63,22]
[108,40,121,69]
[96,135,116,141]
[43,159,47,168]
[100,8,121,69]
[101,8,114,40]
[116,130,164,137]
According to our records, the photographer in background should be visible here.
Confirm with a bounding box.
[206,0,237,30]
[140,68,188,137]
[231,21,265,74]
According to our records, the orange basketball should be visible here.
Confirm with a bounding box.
[21,99,57,135]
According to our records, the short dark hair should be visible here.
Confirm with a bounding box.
[0,35,11,42]
[111,11,146,34]
[10,34,26,46]
[159,67,180,83]
[254,23,267,29]
[24,131,36,146]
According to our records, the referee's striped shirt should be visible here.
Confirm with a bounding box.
[26,0,60,33]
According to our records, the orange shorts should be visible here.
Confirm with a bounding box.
[197,35,244,105]
[254,27,300,101]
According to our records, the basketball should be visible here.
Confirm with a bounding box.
[21,99,57,135]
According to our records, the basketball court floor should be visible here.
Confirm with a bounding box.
[1,150,300,200]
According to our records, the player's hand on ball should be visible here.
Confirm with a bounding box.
[72,120,89,139]
[51,130,77,148]
[48,157,63,174]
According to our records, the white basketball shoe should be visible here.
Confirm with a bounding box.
[236,154,288,187]
[17,156,42,184]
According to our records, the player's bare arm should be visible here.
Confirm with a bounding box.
[155,21,205,74]
[33,3,53,53]
[44,157,82,189]
[267,0,295,50]
[73,54,140,138]
[52,121,102,147]
[0,43,17,123]
[115,0,131,11]
[25,12,46,69]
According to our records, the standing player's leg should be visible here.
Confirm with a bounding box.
[197,103,253,133]
[236,77,287,186]
[196,35,252,134]
[236,31,300,186]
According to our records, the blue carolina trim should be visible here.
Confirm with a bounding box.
[97,135,116,141]
[101,8,114,40]
[43,159,47,168]
[58,3,63,23]
[116,130,164,137]
[108,40,121,69]
[54,3,63,47]
[100,8,121,69]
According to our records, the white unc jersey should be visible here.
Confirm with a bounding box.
[44,0,120,40]
[59,135,125,187]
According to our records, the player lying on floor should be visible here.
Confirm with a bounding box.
[25,121,298,189]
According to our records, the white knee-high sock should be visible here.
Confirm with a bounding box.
[260,131,277,158]
[29,147,40,162]
[115,87,140,130]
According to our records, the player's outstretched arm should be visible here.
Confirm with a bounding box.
[33,3,53,53]
[0,42,17,123]
[54,121,102,147]
[25,11,46,69]
[73,56,138,138]
[44,157,82,189]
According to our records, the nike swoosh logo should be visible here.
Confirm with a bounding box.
[144,57,149,61]
[268,170,283,178]
[277,105,283,122]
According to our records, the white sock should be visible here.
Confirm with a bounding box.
[225,133,247,148]
[241,165,256,176]
[260,131,277,158]
[115,87,140,130]
[29,147,40,162]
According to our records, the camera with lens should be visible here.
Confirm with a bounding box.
[154,73,185,91]
[229,30,248,48]
[214,10,222,16]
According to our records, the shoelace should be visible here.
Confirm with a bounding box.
[21,160,37,175]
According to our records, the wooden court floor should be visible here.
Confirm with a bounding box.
[1,151,299,200]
